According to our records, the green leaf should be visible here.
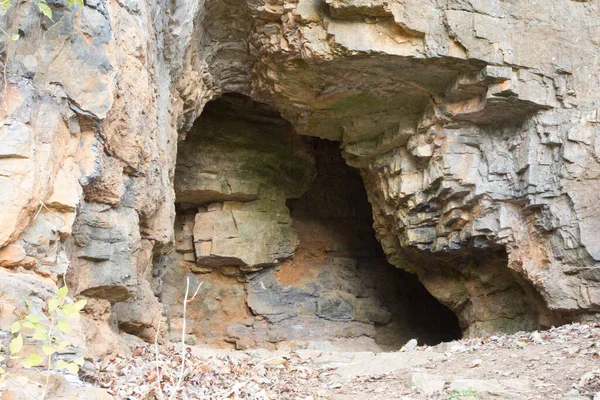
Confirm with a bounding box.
[48,298,60,312]
[74,0,83,6]
[67,0,74,6]
[57,320,70,333]
[25,300,32,308]
[33,330,47,341]
[42,345,56,356]
[55,359,77,373]
[11,34,19,41]
[73,356,85,366]
[73,299,87,312]
[0,0,11,11]
[66,362,79,375]
[57,286,68,299]
[24,315,39,324]
[61,303,76,317]
[24,353,43,367]
[10,322,21,334]
[9,334,23,355]
[21,321,35,330]
[37,2,53,19]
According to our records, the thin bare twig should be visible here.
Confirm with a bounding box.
[5,375,40,400]
[189,280,203,301]
[153,318,165,400]
[169,277,202,400]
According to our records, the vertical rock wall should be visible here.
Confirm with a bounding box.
[1,0,599,356]
[0,0,182,355]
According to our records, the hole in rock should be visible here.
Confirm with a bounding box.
[284,139,462,349]
[165,93,461,351]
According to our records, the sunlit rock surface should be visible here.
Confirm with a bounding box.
[0,0,598,355]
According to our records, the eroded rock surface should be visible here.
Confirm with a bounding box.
[165,135,461,350]
[0,0,599,357]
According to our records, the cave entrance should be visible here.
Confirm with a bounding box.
[167,93,461,351]
[284,138,462,349]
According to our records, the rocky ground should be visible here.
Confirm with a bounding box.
[75,322,600,400]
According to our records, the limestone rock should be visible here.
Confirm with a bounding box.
[193,201,298,270]
[316,291,356,321]
[408,372,447,395]
[46,158,83,212]
[68,203,141,302]
[112,280,163,341]
[0,244,26,267]
[324,0,389,19]
[0,122,32,159]
[1,0,600,358]
[174,96,315,205]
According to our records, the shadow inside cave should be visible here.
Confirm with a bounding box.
[285,138,462,349]
[165,93,462,351]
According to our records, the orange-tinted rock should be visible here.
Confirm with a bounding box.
[0,244,26,267]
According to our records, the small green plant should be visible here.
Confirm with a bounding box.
[0,285,87,391]
[0,0,83,41]
[448,388,477,399]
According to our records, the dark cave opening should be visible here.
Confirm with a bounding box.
[285,138,462,348]
[169,93,461,350]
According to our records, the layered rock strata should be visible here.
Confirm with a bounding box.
[0,0,598,356]
[164,134,461,349]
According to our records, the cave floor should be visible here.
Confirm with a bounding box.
[86,322,600,400]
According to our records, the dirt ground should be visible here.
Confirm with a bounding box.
[78,322,600,400]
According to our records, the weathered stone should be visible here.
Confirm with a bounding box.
[81,153,125,206]
[0,123,32,159]
[408,372,447,395]
[316,291,356,321]
[1,0,600,358]
[0,268,55,332]
[325,0,389,19]
[193,212,215,242]
[0,244,26,267]
[193,202,298,269]
[112,280,163,342]
[46,158,83,212]
[68,203,141,302]
[162,141,461,350]
[174,213,195,253]
[174,97,315,204]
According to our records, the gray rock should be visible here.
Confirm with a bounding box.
[69,203,141,302]
[316,291,356,321]
[449,378,532,399]
[2,0,600,356]
[408,372,447,395]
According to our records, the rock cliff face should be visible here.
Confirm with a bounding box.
[0,0,599,355]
